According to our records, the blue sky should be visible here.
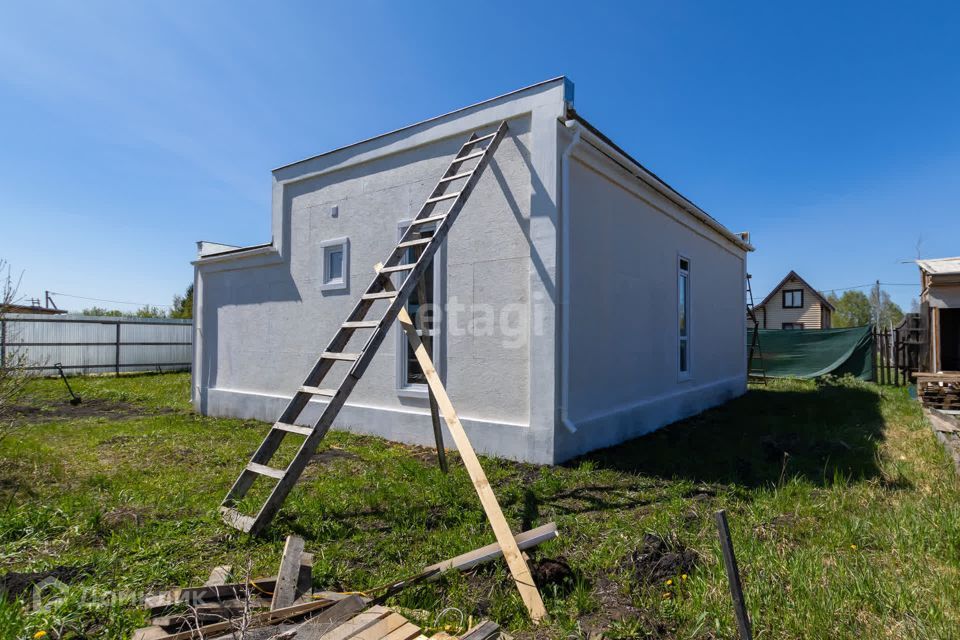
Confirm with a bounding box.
[1,1,957,312]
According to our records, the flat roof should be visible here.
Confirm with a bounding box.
[917,257,960,275]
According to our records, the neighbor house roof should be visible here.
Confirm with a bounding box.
[2,304,66,315]
[916,256,960,276]
[756,270,835,311]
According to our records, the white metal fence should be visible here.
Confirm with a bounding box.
[0,314,192,375]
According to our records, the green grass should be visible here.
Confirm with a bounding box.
[1,372,958,639]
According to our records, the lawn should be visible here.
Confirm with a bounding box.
[1,373,958,639]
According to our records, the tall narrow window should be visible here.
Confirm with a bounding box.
[678,256,691,378]
[395,221,441,396]
[404,228,435,385]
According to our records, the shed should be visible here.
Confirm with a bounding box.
[917,256,960,372]
[192,77,753,464]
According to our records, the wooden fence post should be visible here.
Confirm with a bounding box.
[871,326,878,382]
[0,319,6,369]
[715,510,753,640]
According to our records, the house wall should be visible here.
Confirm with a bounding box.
[554,140,748,462]
[193,79,569,463]
[759,277,826,329]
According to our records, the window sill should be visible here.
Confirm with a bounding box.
[320,279,347,292]
[397,385,429,399]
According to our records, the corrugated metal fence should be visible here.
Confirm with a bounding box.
[0,314,191,375]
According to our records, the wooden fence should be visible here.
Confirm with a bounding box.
[872,313,925,386]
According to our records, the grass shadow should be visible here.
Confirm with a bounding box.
[572,382,888,488]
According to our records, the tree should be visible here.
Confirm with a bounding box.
[81,306,124,317]
[0,259,29,423]
[134,305,167,319]
[826,290,872,327]
[869,283,904,328]
[170,284,194,320]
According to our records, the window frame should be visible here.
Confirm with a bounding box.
[678,253,692,381]
[782,322,804,330]
[782,288,804,309]
[395,219,445,398]
[319,236,350,292]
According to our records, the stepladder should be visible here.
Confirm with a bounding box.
[218,120,549,621]
[746,274,767,384]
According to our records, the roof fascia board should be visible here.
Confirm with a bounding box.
[273,77,569,183]
[756,270,834,310]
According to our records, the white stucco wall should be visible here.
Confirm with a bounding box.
[193,79,569,463]
[554,140,748,461]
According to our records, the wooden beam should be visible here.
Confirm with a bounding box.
[150,598,334,640]
[272,535,306,610]
[377,264,548,622]
[203,565,232,587]
[424,522,558,578]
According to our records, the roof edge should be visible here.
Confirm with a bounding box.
[756,270,835,310]
[273,76,570,173]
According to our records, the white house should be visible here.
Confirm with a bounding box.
[192,77,753,464]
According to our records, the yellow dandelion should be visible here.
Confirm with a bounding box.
[665,578,673,586]
[681,574,688,580]
[33,632,47,640]
[850,544,858,550]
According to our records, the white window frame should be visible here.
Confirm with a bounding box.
[395,219,445,398]
[319,236,349,292]
[678,253,692,381]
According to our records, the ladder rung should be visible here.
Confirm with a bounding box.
[425,191,460,204]
[299,386,337,397]
[461,132,497,147]
[410,214,446,226]
[247,462,285,479]
[274,422,314,436]
[220,506,256,533]
[342,320,379,329]
[451,150,484,163]
[398,238,432,249]
[321,352,359,361]
[362,291,398,300]
[438,171,473,183]
[380,263,415,274]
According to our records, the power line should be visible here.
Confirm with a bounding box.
[820,282,917,293]
[47,291,173,308]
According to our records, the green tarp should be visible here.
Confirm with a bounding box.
[750,325,874,380]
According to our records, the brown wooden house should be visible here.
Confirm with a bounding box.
[755,270,833,330]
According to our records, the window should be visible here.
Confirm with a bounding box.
[320,237,349,292]
[782,322,804,330]
[782,289,803,308]
[395,221,442,396]
[678,256,691,378]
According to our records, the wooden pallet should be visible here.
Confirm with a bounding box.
[917,373,960,410]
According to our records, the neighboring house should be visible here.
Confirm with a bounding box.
[755,271,833,330]
[2,304,66,315]
[917,257,960,372]
[191,77,753,464]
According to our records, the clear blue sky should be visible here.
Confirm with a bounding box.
[2,1,958,312]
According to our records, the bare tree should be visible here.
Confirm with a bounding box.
[0,259,29,433]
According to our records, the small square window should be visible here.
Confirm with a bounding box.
[320,237,349,292]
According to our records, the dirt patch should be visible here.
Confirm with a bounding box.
[531,556,574,591]
[624,533,698,588]
[312,447,358,465]
[4,398,173,424]
[0,564,92,598]
[101,506,151,530]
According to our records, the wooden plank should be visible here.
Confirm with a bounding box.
[143,578,277,615]
[319,606,391,640]
[351,612,409,640]
[460,620,500,640]
[298,551,315,597]
[295,595,368,640]
[272,535,306,610]
[384,270,547,622]
[150,598,334,640]
[381,621,422,640]
[248,462,285,479]
[204,565,232,587]
[424,522,558,578]
[131,627,168,640]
